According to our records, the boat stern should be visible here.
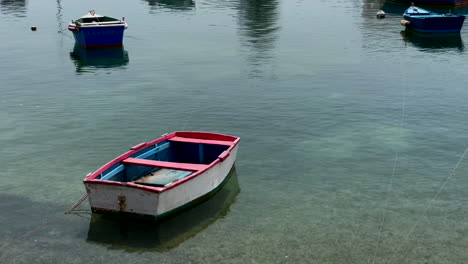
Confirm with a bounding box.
[68,12,127,48]
[85,181,160,215]
[71,26,126,48]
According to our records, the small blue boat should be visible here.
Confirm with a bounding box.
[390,0,468,6]
[68,11,128,48]
[401,5,465,33]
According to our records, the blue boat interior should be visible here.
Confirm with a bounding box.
[97,141,229,187]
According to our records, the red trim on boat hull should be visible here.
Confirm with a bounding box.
[83,132,240,194]
[169,136,233,146]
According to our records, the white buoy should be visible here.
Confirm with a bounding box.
[376,10,386,19]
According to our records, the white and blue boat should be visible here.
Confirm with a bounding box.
[83,132,240,217]
[401,5,465,33]
[68,11,128,48]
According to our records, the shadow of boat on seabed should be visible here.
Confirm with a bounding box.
[69,44,129,73]
[86,167,240,252]
[401,30,464,52]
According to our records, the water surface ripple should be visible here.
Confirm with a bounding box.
[1,0,468,263]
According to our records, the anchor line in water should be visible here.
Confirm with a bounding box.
[58,26,73,38]
[58,26,68,33]
[387,144,468,264]
[329,188,357,264]
[370,73,408,264]
[65,193,89,214]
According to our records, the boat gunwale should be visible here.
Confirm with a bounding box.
[68,22,128,28]
[403,14,465,18]
[83,131,240,194]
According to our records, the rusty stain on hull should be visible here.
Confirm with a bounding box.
[118,195,126,212]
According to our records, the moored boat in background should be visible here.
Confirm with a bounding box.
[383,1,468,16]
[84,131,240,218]
[401,5,465,33]
[389,0,468,6]
[68,10,128,48]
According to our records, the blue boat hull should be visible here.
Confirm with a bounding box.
[404,15,465,33]
[391,0,468,5]
[72,26,126,48]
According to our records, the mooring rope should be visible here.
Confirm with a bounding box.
[386,144,468,264]
[65,193,89,214]
[57,26,68,33]
[369,80,408,264]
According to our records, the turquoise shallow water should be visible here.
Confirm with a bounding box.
[2,0,468,263]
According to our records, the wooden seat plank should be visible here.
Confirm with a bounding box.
[169,136,233,146]
[122,158,208,171]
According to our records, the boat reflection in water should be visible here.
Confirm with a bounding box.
[0,0,27,16]
[145,0,195,11]
[401,30,464,52]
[237,0,280,79]
[69,44,129,73]
[86,168,240,252]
